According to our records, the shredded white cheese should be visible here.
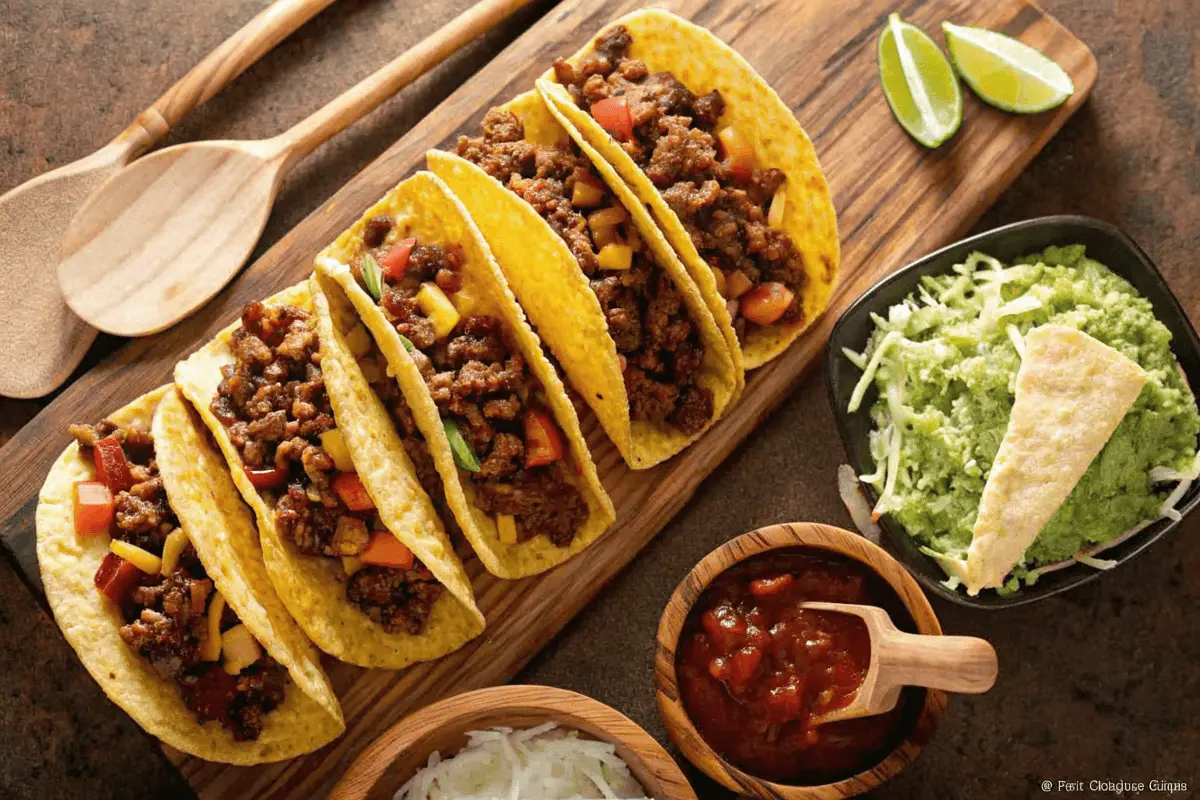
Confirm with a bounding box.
[395,725,650,800]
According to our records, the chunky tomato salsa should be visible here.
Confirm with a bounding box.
[676,548,918,784]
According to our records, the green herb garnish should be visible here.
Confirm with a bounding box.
[361,254,383,301]
[398,334,415,352]
[442,419,480,472]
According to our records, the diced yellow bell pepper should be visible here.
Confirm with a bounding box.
[159,528,190,576]
[417,283,461,340]
[201,593,225,662]
[221,624,262,675]
[344,324,373,359]
[597,244,633,271]
[588,206,629,232]
[320,429,355,473]
[571,181,605,207]
[109,539,161,575]
[341,556,365,576]
[497,514,518,545]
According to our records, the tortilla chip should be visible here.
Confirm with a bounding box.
[965,326,1148,593]
[537,8,840,368]
[314,171,615,579]
[427,89,740,470]
[35,386,343,764]
[175,282,484,668]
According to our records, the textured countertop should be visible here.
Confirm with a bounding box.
[2,1,1198,798]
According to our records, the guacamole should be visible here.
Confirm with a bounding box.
[845,245,1200,592]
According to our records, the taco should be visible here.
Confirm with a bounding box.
[427,88,740,470]
[175,281,485,668]
[313,171,615,579]
[536,9,840,369]
[35,386,344,764]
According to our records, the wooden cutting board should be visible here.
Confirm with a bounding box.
[0,0,1094,797]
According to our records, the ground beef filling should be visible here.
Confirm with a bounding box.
[352,226,588,547]
[552,25,808,336]
[208,303,442,634]
[68,422,288,741]
[455,109,713,434]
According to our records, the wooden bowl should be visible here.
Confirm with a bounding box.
[329,684,698,800]
[655,522,947,799]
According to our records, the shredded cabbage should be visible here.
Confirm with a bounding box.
[843,245,1200,592]
[395,725,649,800]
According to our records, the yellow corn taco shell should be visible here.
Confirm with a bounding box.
[35,386,344,764]
[175,281,484,668]
[537,9,839,369]
[427,89,741,470]
[314,171,615,579]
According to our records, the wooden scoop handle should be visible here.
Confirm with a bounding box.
[115,0,336,155]
[876,630,998,695]
[272,0,535,166]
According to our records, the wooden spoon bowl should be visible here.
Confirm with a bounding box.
[329,685,698,800]
[656,522,947,799]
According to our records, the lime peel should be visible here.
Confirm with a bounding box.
[943,21,1074,113]
[877,13,963,149]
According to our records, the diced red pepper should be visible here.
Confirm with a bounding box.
[92,436,133,492]
[381,237,417,280]
[522,409,564,469]
[749,574,794,597]
[590,96,633,141]
[93,552,142,606]
[73,481,114,536]
[360,531,414,569]
[739,282,795,327]
[243,465,287,490]
[184,665,238,723]
[332,472,375,512]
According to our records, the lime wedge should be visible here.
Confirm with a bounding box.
[943,22,1074,113]
[877,13,962,148]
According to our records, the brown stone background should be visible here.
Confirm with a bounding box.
[2,1,1198,798]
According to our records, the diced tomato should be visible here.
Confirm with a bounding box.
[381,237,417,280]
[764,675,805,725]
[749,574,794,597]
[73,481,114,536]
[830,661,863,691]
[522,409,564,468]
[701,605,747,652]
[707,656,731,681]
[739,282,795,326]
[332,472,375,512]
[360,531,414,569]
[730,645,763,683]
[92,436,133,492]
[590,96,633,141]
[717,126,754,183]
[184,665,238,723]
[93,552,142,606]
[243,465,287,490]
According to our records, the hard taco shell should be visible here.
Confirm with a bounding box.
[175,282,484,669]
[35,386,344,764]
[314,170,615,579]
[537,8,840,368]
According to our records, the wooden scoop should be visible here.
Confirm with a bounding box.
[0,0,336,398]
[801,601,998,725]
[58,0,534,338]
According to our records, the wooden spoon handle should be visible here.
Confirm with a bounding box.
[273,0,535,166]
[877,631,998,695]
[114,0,336,155]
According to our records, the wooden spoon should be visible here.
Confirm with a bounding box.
[800,601,998,725]
[58,0,535,338]
[0,0,336,398]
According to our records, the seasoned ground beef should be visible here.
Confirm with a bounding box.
[455,107,712,435]
[210,302,441,635]
[351,226,589,546]
[347,563,445,635]
[553,26,809,336]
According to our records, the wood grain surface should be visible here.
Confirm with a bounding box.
[0,0,1094,797]
[328,685,697,800]
[654,523,946,799]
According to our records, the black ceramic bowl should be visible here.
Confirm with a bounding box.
[826,216,1200,608]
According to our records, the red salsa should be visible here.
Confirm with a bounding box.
[676,548,920,784]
